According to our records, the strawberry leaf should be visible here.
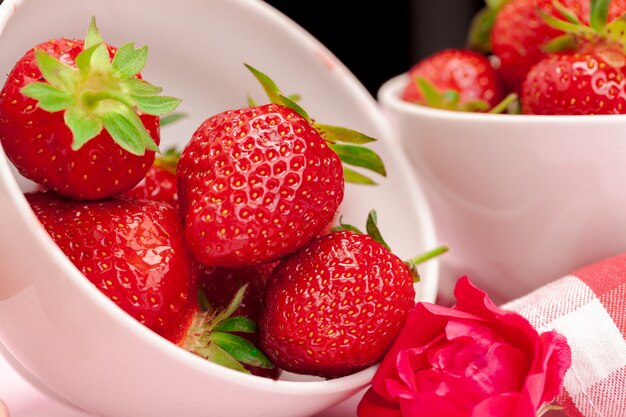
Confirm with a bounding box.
[278,94,311,122]
[124,78,163,96]
[329,144,386,177]
[416,77,443,108]
[603,15,626,46]
[21,83,73,112]
[111,42,148,79]
[488,93,519,114]
[198,287,212,312]
[212,284,248,326]
[75,43,104,74]
[247,95,258,107]
[543,33,578,53]
[84,17,111,71]
[331,215,364,234]
[101,108,157,155]
[64,107,104,150]
[132,95,182,116]
[213,316,257,333]
[342,166,377,186]
[365,210,391,251]
[467,7,498,53]
[198,343,251,374]
[34,50,78,91]
[313,123,376,144]
[160,112,187,127]
[486,0,509,9]
[244,64,281,104]
[210,332,274,369]
[590,0,610,32]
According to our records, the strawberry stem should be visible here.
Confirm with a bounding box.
[488,93,519,114]
[409,245,449,265]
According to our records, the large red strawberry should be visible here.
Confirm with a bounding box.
[26,191,197,343]
[122,148,180,209]
[490,0,626,92]
[0,18,180,200]
[259,212,418,378]
[522,46,626,114]
[177,65,385,268]
[401,49,505,112]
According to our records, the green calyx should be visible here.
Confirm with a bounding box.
[467,0,511,53]
[244,64,386,186]
[416,77,490,112]
[541,0,626,57]
[332,210,449,283]
[20,17,182,155]
[153,147,180,175]
[181,284,274,374]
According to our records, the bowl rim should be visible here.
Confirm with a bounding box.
[379,73,626,125]
[0,0,437,396]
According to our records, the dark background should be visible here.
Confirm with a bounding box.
[264,0,484,95]
[0,0,484,94]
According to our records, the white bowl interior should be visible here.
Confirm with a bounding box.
[0,3,439,417]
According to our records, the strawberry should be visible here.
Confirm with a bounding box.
[122,148,180,209]
[177,65,385,268]
[199,262,277,322]
[401,49,505,112]
[0,18,181,200]
[520,0,626,114]
[490,0,626,92]
[522,46,626,114]
[259,212,419,378]
[25,191,198,343]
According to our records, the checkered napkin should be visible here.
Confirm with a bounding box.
[503,253,626,417]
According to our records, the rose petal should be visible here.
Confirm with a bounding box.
[446,319,503,346]
[538,331,571,404]
[522,331,572,407]
[399,392,469,417]
[472,392,536,417]
[372,303,448,401]
[357,388,403,417]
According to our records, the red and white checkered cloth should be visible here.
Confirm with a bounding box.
[503,253,626,417]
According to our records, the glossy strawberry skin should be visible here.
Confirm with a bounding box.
[401,49,504,109]
[178,103,344,268]
[259,230,415,378]
[26,192,198,344]
[122,163,179,209]
[521,48,626,115]
[0,39,159,200]
[491,0,626,92]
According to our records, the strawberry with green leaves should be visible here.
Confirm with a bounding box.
[177,65,386,268]
[259,211,446,378]
[469,0,626,92]
[27,191,274,374]
[522,0,626,114]
[401,49,507,112]
[0,18,181,200]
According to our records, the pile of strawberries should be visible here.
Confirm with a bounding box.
[403,0,626,115]
[0,18,438,379]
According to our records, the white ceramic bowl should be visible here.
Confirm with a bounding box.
[0,2,438,417]
[380,73,626,305]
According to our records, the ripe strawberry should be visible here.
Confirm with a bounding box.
[122,148,180,209]
[25,191,198,343]
[178,65,385,268]
[522,46,626,114]
[491,0,626,92]
[0,18,180,200]
[259,213,417,378]
[401,49,505,112]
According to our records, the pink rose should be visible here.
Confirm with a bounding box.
[358,277,571,417]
